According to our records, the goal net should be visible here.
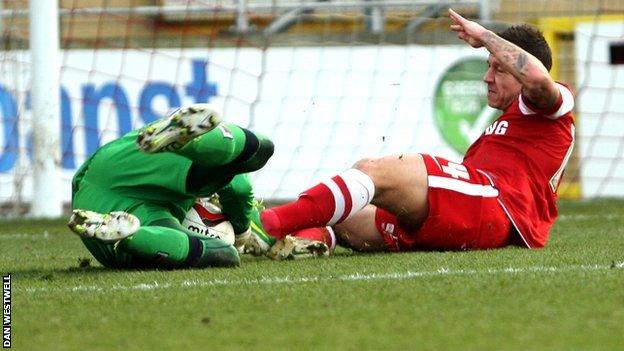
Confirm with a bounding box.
[0,0,623,216]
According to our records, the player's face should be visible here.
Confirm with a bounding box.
[483,55,522,110]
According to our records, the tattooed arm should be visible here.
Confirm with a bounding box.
[448,8,559,110]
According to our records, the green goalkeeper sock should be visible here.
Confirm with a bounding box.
[116,225,239,268]
[116,226,189,268]
[186,235,240,268]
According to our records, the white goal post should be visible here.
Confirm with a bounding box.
[28,0,61,218]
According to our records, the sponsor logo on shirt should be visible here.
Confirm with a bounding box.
[484,120,508,135]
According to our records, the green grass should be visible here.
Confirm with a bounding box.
[2,199,624,351]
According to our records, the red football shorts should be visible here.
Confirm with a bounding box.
[375,154,513,251]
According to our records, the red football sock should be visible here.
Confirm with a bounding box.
[260,169,375,239]
[292,227,336,250]
[260,183,334,239]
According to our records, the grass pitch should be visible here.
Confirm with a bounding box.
[2,199,623,351]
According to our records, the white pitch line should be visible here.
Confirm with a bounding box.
[557,214,621,221]
[16,263,623,295]
[0,232,50,239]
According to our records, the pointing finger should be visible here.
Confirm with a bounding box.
[448,8,464,23]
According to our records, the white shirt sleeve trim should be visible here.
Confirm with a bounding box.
[546,83,575,119]
[518,83,575,119]
[518,94,536,115]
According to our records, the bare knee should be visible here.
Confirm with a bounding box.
[353,157,375,173]
[334,227,388,252]
[333,205,388,252]
[352,154,429,228]
[352,158,384,187]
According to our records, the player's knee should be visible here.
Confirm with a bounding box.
[255,137,274,167]
[235,128,274,172]
[352,157,383,187]
[334,227,385,253]
[334,230,364,251]
[352,157,377,176]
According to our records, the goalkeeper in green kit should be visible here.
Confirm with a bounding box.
[68,104,274,268]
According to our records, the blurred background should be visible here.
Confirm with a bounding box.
[0,0,622,217]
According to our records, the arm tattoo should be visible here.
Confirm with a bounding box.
[482,31,528,78]
[515,53,528,73]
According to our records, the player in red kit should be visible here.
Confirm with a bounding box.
[261,8,575,254]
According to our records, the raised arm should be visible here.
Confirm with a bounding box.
[449,8,559,110]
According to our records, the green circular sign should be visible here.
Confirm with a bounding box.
[433,58,496,154]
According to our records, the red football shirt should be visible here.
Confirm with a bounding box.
[463,83,575,248]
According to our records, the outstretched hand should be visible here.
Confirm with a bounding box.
[449,8,489,48]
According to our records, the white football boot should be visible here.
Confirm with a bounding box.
[237,229,272,256]
[137,103,222,153]
[68,209,140,243]
[267,235,329,260]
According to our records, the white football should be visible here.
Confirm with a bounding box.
[182,201,235,245]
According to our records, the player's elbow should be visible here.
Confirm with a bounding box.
[522,69,559,109]
[522,64,554,92]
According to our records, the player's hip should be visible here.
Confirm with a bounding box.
[376,154,513,251]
